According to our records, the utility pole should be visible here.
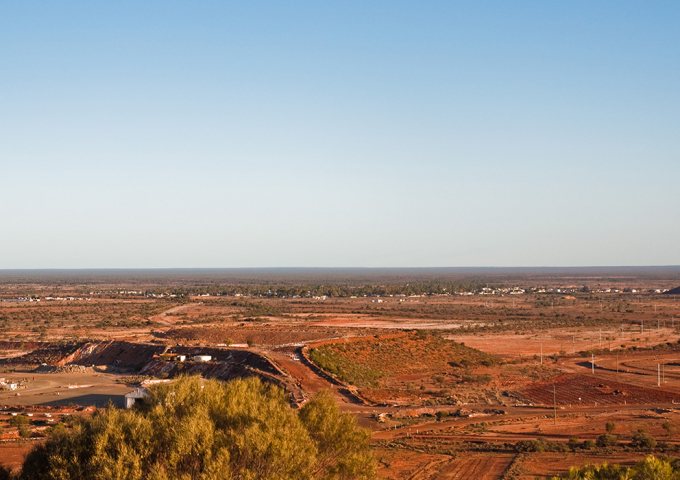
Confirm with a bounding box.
[599,329,602,347]
[592,354,595,374]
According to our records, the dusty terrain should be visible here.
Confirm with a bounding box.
[1,269,680,478]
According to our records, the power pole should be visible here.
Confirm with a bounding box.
[592,354,595,374]
[599,329,602,347]
[658,364,661,387]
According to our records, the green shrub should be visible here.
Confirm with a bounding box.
[18,376,377,480]
[583,439,596,449]
[549,455,676,480]
[631,429,656,449]
[515,438,566,453]
[595,433,618,447]
[308,347,383,388]
[18,424,31,439]
[9,415,29,426]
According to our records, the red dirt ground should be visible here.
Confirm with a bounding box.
[512,373,680,406]
[0,442,39,470]
[436,454,515,479]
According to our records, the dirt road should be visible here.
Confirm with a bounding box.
[149,303,195,326]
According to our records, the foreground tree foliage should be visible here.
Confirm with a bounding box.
[550,455,680,480]
[14,376,376,480]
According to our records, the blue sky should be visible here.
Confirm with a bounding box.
[1,1,678,268]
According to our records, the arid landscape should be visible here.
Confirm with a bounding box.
[0,268,679,478]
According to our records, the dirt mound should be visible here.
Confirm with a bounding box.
[512,373,680,406]
[62,341,166,371]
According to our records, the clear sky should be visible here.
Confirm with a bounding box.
[1,1,678,268]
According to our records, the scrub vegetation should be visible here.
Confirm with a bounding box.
[9,376,376,480]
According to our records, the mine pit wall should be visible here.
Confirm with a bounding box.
[168,346,282,376]
[61,342,283,376]
[63,341,299,402]
[0,339,303,406]
[0,341,83,365]
[62,341,167,371]
[163,346,304,405]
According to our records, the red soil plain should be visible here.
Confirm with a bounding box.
[1,268,680,479]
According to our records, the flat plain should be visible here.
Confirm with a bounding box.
[1,268,680,478]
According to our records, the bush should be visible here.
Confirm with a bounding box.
[631,429,657,449]
[605,421,616,433]
[436,410,449,421]
[18,424,31,439]
[515,438,566,453]
[461,371,492,384]
[550,455,676,480]
[17,376,377,480]
[662,421,677,437]
[45,423,67,436]
[583,439,596,449]
[596,433,618,447]
[8,415,29,426]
